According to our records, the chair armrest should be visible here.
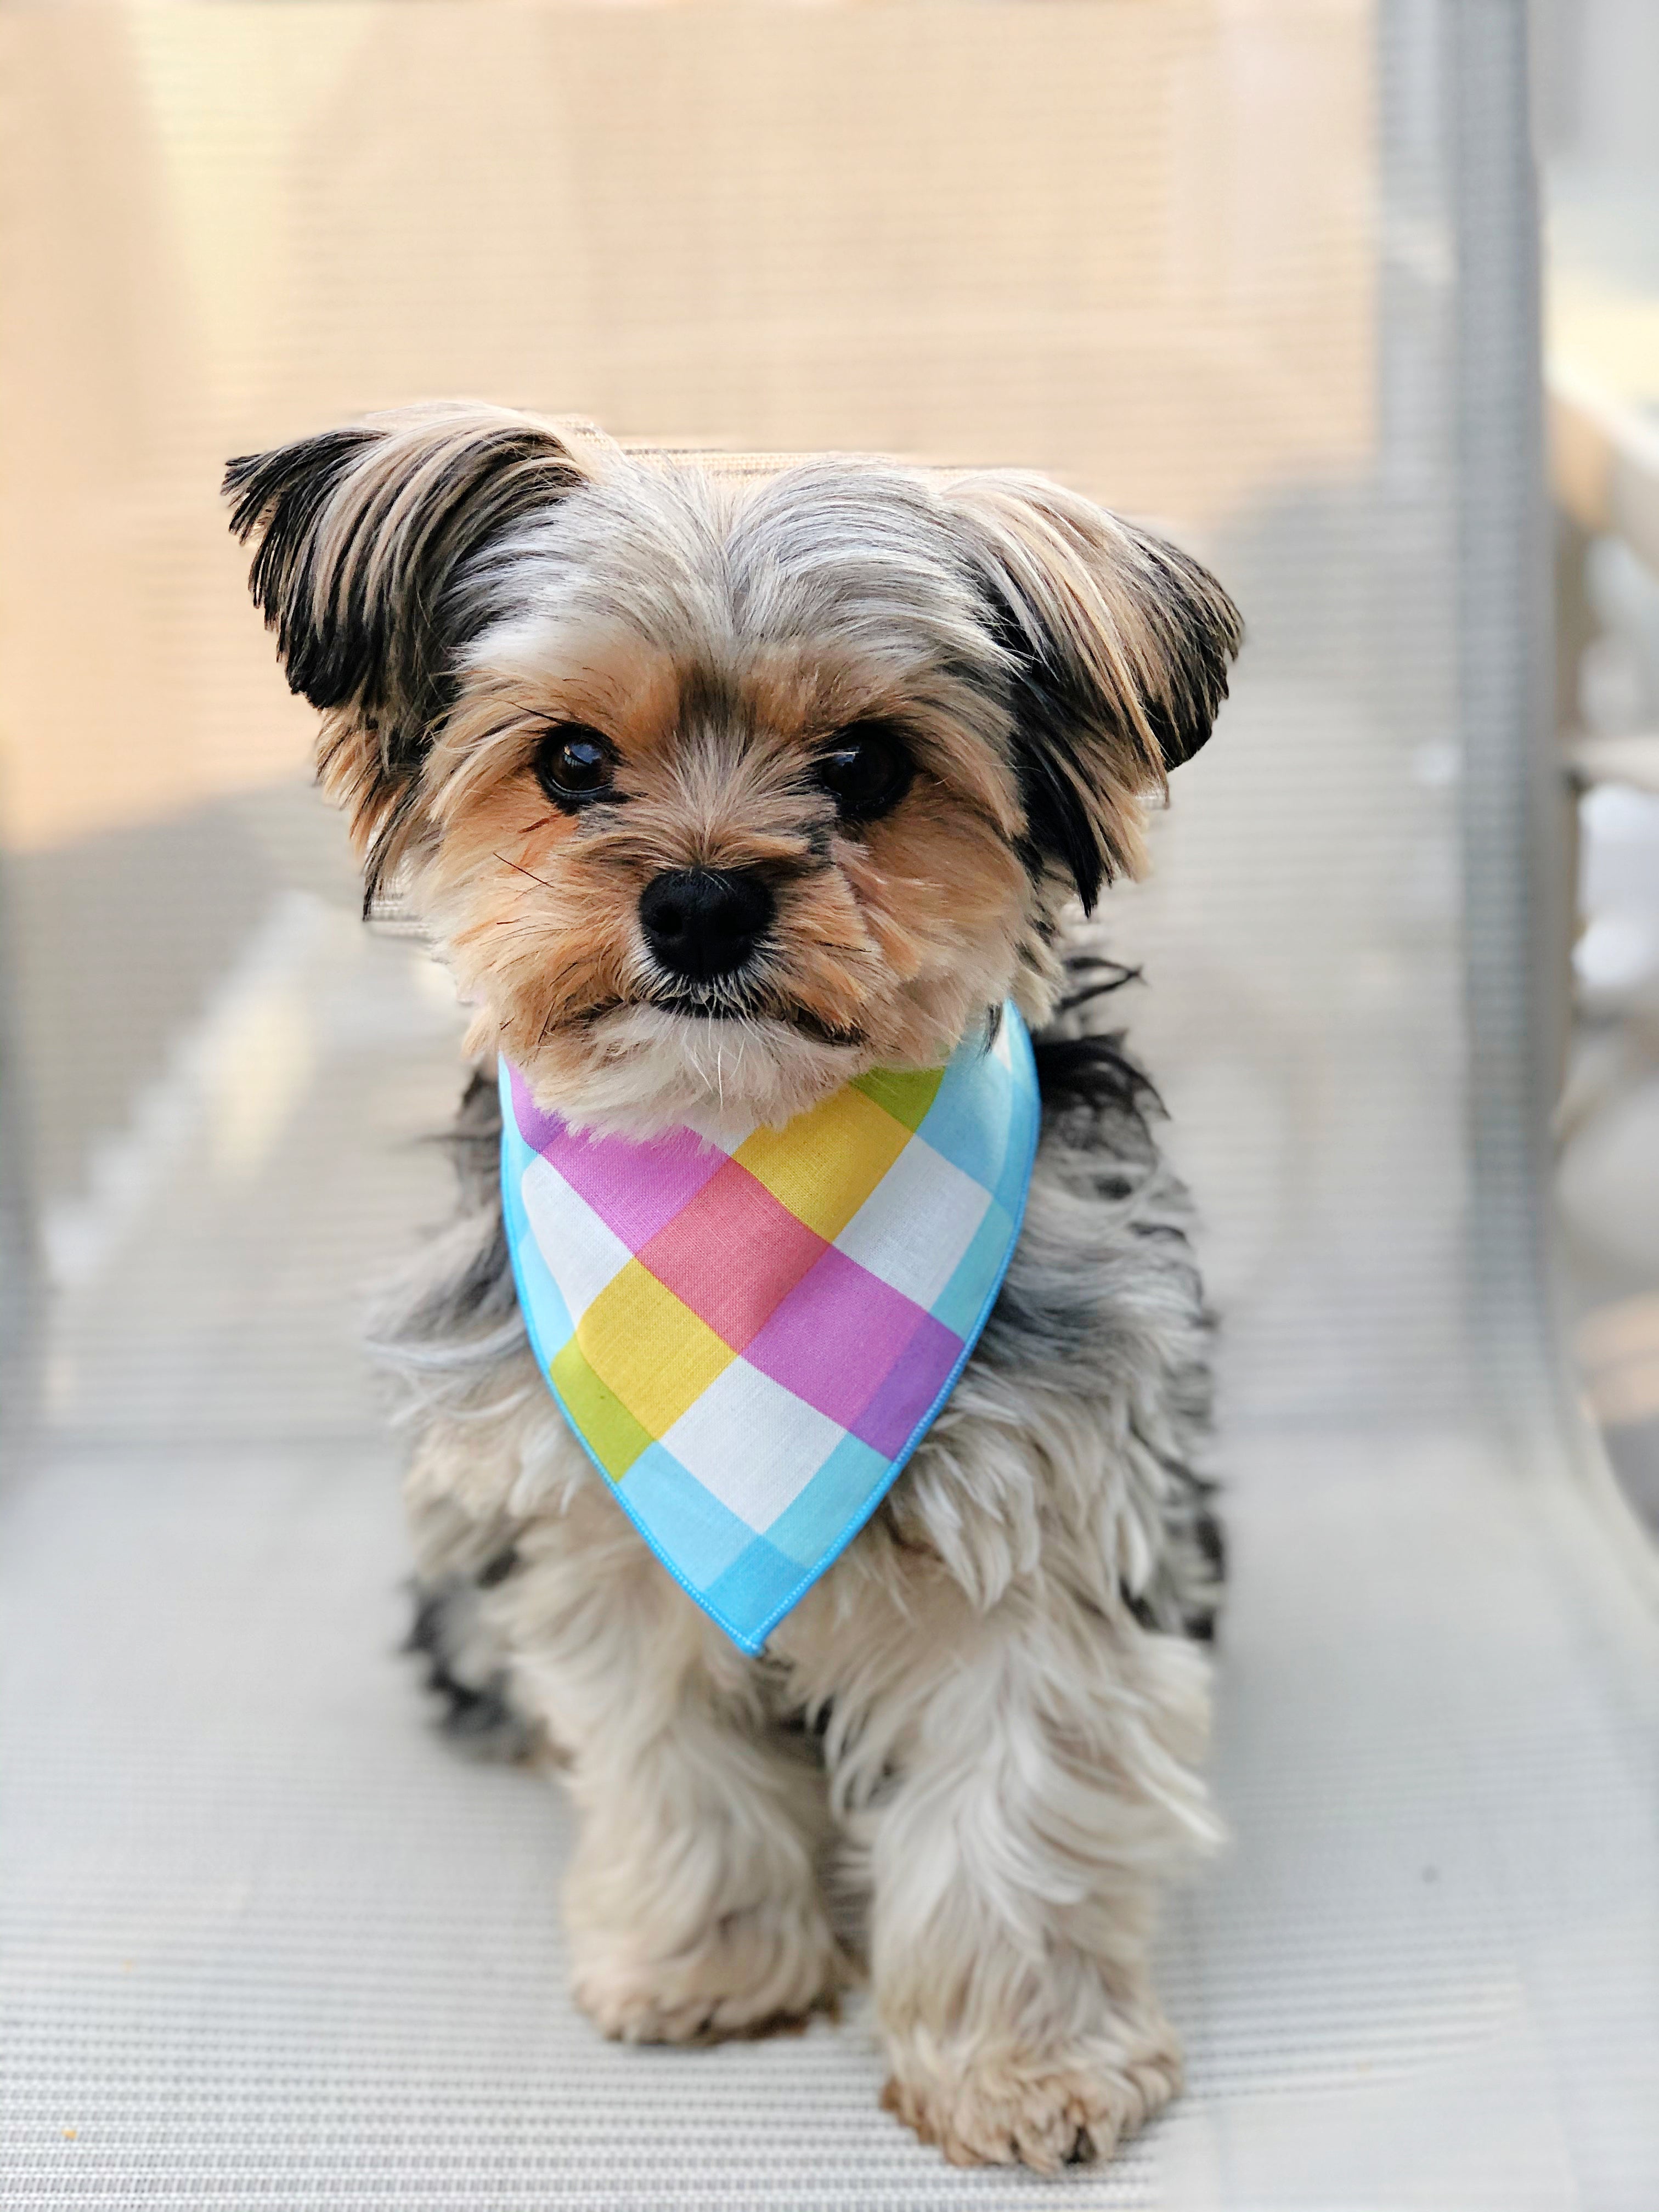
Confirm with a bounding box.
[1549,366,1659,580]
[1562,730,1659,795]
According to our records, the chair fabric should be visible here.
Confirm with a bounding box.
[3,5,1656,2205]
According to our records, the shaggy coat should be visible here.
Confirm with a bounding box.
[228,406,1239,2173]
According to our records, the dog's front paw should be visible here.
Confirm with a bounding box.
[881,2022,1182,2172]
[571,1899,850,2046]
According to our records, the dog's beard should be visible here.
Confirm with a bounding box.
[526,996,871,1141]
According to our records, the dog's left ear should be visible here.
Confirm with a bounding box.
[947,473,1243,912]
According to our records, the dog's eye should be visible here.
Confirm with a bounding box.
[811,721,913,823]
[535,725,616,807]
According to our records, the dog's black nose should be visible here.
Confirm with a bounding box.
[639,868,775,984]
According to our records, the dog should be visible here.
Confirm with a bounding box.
[226,404,1240,2172]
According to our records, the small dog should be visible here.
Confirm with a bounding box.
[227,405,1240,2173]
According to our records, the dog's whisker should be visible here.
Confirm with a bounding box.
[493,851,558,893]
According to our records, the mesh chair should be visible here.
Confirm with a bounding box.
[3,4,1656,2203]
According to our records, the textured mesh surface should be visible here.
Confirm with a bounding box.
[3,4,1657,2205]
[5,1420,1656,2209]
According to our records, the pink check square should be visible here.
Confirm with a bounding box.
[636,1158,828,1351]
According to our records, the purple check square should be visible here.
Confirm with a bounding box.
[848,1311,964,1454]
[743,1247,960,1453]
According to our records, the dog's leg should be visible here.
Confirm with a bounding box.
[779,1546,1214,2171]
[492,1479,849,2044]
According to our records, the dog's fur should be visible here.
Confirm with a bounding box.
[227,405,1240,2173]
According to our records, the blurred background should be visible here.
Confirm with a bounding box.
[2,5,1656,2205]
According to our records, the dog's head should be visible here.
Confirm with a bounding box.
[227,405,1240,1132]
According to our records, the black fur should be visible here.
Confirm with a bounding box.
[224,428,381,706]
[974,526,1243,911]
[1011,961,1223,1641]
[988,595,1125,918]
[224,419,585,738]
[405,1573,539,1760]
[1119,530,1243,771]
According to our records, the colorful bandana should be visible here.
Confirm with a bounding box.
[499,1006,1040,1655]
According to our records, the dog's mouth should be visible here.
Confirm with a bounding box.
[582,992,865,1050]
[654,995,866,1050]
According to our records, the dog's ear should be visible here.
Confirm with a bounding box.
[947,473,1242,912]
[224,404,603,900]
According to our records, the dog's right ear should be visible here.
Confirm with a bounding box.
[945,472,1242,915]
[224,404,605,901]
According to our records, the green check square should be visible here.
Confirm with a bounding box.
[850,1064,944,1132]
[551,1340,653,1478]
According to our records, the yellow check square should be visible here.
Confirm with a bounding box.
[735,1087,911,1239]
[575,1259,734,1436]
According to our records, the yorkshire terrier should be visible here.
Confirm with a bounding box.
[227,404,1240,2173]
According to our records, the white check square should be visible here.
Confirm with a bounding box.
[833,1136,991,1310]
[661,1361,846,1533]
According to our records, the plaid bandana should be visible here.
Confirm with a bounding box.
[499,1005,1040,1654]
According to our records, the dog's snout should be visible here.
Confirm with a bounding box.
[639,868,775,984]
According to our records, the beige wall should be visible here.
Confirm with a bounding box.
[1,1,1373,853]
